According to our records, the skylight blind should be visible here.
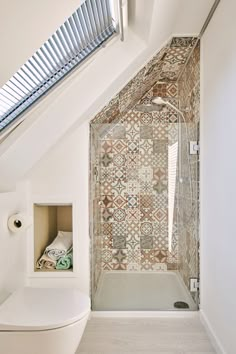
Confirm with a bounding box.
[0,0,116,132]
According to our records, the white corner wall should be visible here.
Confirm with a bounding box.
[201,1,236,353]
[26,121,90,295]
[0,183,28,303]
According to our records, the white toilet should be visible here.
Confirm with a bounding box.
[0,287,90,354]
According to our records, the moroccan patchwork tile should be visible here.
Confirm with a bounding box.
[112,125,126,139]
[127,263,140,271]
[153,220,168,238]
[153,123,168,140]
[113,208,127,222]
[168,123,178,142]
[113,139,127,153]
[153,235,168,249]
[153,167,167,181]
[127,140,139,153]
[113,235,126,249]
[140,194,153,209]
[166,83,178,97]
[125,123,140,140]
[170,37,196,47]
[140,113,153,125]
[126,234,140,250]
[127,221,140,236]
[113,167,127,181]
[113,195,127,208]
[152,110,170,123]
[100,195,113,208]
[112,180,126,196]
[101,140,112,153]
[101,208,113,222]
[100,167,113,182]
[112,249,127,263]
[153,180,167,194]
[152,208,168,222]
[127,250,141,264]
[153,140,168,154]
[113,263,127,270]
[113,222,127,236]
[123,110,141,123]
[140,154,154,168]
[127,168,139,180]
[127,180,140,194]
[167,251,178,264]
[139,139,153,154]
[140,181,153,194]
[102,223,112,235]
[152,153,167,168]
[139,167,153,181]
[113,153,126,167]
[102,249,112,263]
[140,125,153,139]
[127,195,139,208]
[102,234,113,248]
[140,208,153,222]
[101,153,113,167]
[140,222,153,235]
[126,153,140,168]
[154,249,167,263]
[141,250,154,270]
[140,236,154,249]
[153,83,167,97]
[102,262,113,270]
[126,208,141,221]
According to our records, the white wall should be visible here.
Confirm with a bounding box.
[0,183,28,303]
[26,121,90,295]
[201,1,236,353]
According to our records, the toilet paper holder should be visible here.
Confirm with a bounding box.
[7,213,30,233]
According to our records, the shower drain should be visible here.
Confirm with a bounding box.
[174,301,189,309]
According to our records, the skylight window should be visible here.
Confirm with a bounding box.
[0,0,117,132]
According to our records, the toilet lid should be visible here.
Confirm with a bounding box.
[0,287,90,331]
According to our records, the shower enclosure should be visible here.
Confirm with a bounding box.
[90,38,200,311]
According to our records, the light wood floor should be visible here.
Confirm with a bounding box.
[77,316,215,354]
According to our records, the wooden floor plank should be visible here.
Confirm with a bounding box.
[76,317,215,354]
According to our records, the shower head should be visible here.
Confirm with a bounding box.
[135,97,186,120]
[152,97,166,105]
[134,103,163,113]
[152,97,185,118]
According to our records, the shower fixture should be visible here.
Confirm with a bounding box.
[135,97,189,117]
[151,97,187,121]
[134,103,164,113]
[136,96,194,218]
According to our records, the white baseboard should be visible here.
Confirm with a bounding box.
[199,310,226,354]
[92,311,199,318]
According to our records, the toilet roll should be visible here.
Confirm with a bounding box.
[7,213,28,233]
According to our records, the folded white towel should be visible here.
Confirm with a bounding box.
[47,246,72,261]
[36,253,57,269]
[45,231,73,260]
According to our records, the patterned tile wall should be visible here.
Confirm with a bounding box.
[177,42,200,302]
[90,37,200,296]
[97,91,178,272]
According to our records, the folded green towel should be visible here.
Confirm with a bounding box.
[56,252,73,270]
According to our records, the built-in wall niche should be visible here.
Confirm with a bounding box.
[34,204,73,272]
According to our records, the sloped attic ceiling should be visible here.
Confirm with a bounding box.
[0,0,215,191]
